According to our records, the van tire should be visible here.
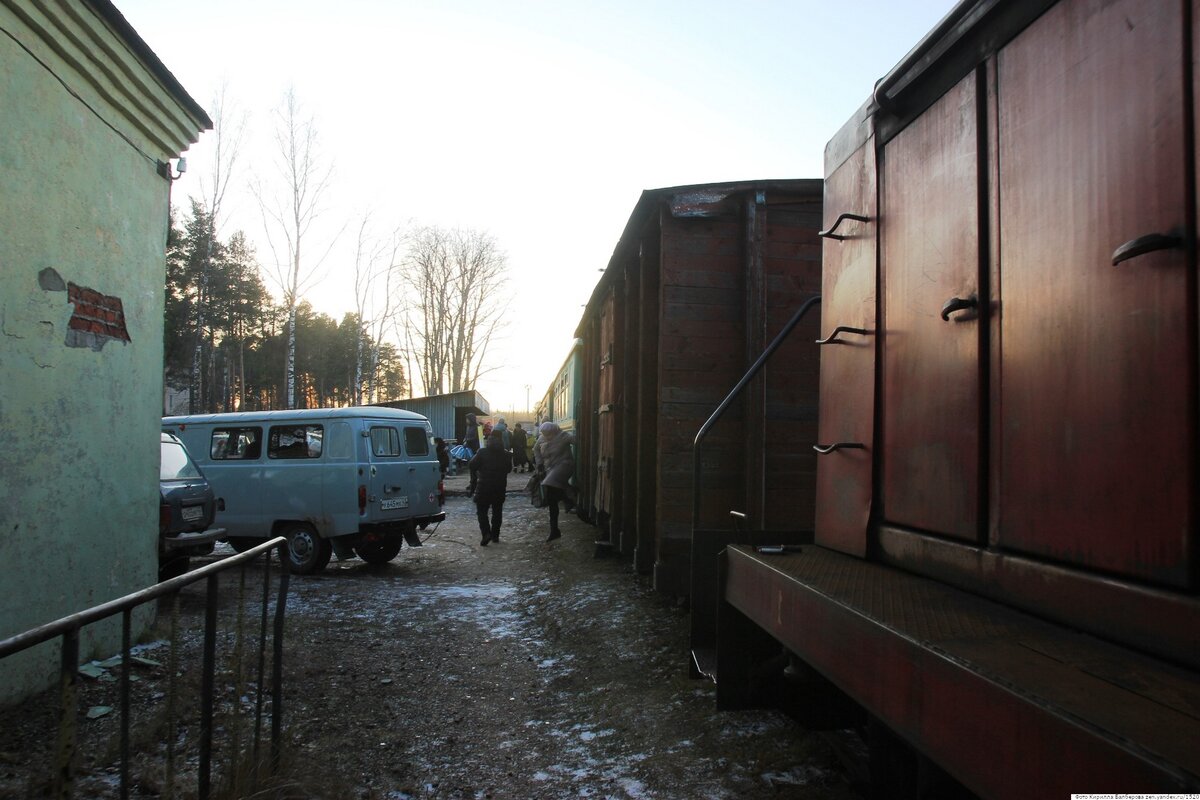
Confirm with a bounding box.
[354,535,403,564]
[282,523,332,574]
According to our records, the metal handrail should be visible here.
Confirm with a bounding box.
[691,294,822,534]
[0,537,289,799]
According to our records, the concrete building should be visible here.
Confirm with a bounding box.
[0,0,209,704]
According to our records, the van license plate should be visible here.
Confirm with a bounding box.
[380,497,409,510]
[181,506,203,522]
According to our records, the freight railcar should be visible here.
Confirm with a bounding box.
[709,0,1200,796]
[568,179,823,598]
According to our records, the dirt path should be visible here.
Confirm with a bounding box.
[271,489,856,799]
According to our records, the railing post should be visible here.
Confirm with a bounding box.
[166,592,180,800]
[199,573,219,800]
[53,627,80,799]
[120,609,132,800]
[253,555,270,769]
[271,541,290,773]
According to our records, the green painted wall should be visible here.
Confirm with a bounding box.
[0,1,206,706]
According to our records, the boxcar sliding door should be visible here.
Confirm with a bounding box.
[880,73,983,543]
[995,0,1194,587]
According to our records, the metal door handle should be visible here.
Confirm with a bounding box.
[816,325,870,345]
[813,442,866,454]
[818,213,870,240]
[1111,232,1182,265]
[941,296,978,321]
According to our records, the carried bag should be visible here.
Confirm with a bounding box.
[525,473,546,508]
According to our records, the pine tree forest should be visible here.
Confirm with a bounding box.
[164,200,407,414]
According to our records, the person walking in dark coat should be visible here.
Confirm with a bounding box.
[511,423,530,473]
[468,430,512,546]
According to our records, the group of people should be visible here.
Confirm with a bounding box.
[457,413,536,471]
[454,414,576,547]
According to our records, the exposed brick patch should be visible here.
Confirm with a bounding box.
[65,282,131,351]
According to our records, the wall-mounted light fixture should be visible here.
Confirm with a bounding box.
[157,157,187,181]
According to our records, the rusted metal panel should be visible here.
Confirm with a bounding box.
[721,545,1200,796]
[743,195,768,528]
[593,288,618,527]
[880,72,982,542]
[576,312,601,528]
[759,203,823,534]
[995,0,1194,587]
[815,141,877,556]
[634,236,661,573]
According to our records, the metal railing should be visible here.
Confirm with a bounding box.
[0,537,289,799]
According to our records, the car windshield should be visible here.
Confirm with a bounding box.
[161,440,203,480]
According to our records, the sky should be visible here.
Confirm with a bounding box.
[116,0,958,414]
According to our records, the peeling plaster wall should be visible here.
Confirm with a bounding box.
[0,0,206,705]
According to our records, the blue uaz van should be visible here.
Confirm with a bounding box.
[163,407,446,573]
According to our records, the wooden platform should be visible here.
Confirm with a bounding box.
[718,544,1200,797]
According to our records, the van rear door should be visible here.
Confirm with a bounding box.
[399,422,441,518]
[365,419,442,522]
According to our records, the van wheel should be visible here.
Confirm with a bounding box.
[281,523,331,574]
[354,535,403,564]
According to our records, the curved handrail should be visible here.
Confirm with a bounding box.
[692,294,821,535]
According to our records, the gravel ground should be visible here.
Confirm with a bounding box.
[0,475,860,800]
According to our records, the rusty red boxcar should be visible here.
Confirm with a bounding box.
[570,179,823,599]
[713,0,1200,795]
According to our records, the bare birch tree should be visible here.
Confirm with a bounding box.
[402,226,509,396]
[188,84,245,412]
[351,213,406,404]
[253,88,337,409]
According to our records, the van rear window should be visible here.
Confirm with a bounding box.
[211,427,262,460]
[404,426,430,456]
[370,427,401,457]
[269,425,323,459]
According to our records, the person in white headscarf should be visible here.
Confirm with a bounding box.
[534,421,575,541]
